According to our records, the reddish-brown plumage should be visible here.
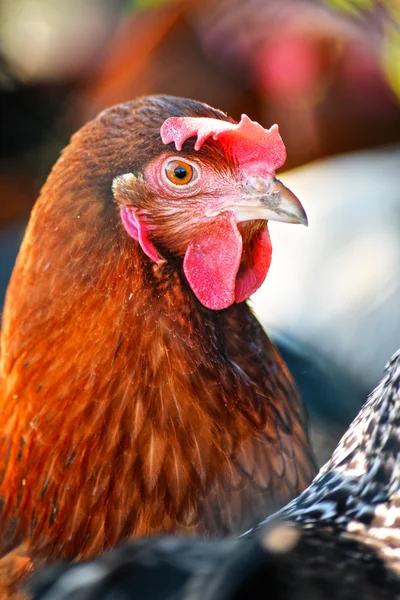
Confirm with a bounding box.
[0,97,316,586]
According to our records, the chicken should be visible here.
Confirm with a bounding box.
[0,96,316,586]
[31,349,400,600]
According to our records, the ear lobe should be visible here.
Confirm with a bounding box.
[183,212,242,310]
[120,206,163,264]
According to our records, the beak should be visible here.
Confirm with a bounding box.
[230,177,308,226]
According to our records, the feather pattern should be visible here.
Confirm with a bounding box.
[251,349,400,577]
[30,350,400,600]
[0,97,315,572]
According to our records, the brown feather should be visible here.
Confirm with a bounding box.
[0,97,316,594]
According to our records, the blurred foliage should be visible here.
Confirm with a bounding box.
[383,25,400,99]
[131,0,400,102]
[324,0,373,14]
[131,0,177,9]
[324,0,400,99]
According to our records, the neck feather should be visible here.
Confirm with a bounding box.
[0,115,314,561]
[0,181,264,558]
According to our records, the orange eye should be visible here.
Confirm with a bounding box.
[165,160,195,186]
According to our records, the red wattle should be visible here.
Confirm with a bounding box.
[235,226,272,303]
[121,205,272,311]
[183,213,242,311]
[183,214,272,310]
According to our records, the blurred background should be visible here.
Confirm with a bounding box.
[1,0,399,465]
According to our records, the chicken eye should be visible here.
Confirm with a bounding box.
[165,160,196,186]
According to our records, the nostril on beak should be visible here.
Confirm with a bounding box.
[244,176,270,196]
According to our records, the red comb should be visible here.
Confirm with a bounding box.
[160,114,286,175]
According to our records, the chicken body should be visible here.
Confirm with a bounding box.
[32,349,400,600]
[0,97,315,575]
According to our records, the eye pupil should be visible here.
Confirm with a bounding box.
[165,160,196,186]
[173,166,188,180]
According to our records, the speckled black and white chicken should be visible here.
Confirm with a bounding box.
[32,349,400,600]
